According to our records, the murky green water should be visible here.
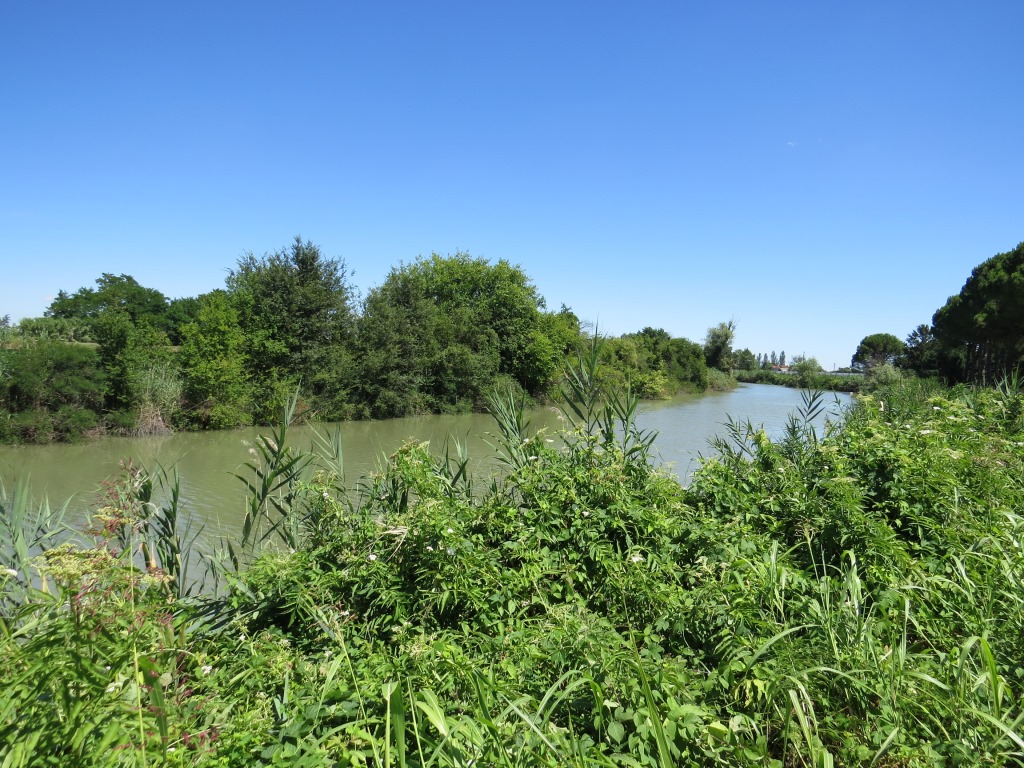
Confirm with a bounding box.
[0,384,851,543]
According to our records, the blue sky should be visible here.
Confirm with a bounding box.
[2,2,1022,370]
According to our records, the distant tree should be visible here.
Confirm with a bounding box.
[92,310,176,417]
[851,333,906,371]
[779,350,786,367]
[178,291,252,428]
[902,324,940,378]
[703,320,736,372]
[770,351,778,367]
[165,296,202,345]
[47,274,169,332]
[792,357,824,384]
[733,348,757,371]
[16,317,89,342]
[228,237,356,420]
[931,241,1024,384]
[664,337,708,390]
[355,252,550,417]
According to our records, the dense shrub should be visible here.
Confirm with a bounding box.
[0,341,106,442]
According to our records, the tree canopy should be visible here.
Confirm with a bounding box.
[703,321,735,372]
[227,237,357,420]
[354,253,559,417]
[931,241,1024,384]
[851,333,906,371]
[47,274,170,333]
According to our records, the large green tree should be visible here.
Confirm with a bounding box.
[178,291,251,428]
[851,333,905,371]
[901,324,940,378]
[227,237,357,420]
[354,253,553,417]
[47,273,170,334]
[703,320,736,372]
[92,310,178,429]
[932,241,1024,384]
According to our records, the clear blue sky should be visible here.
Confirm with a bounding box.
[2,2,1022,370]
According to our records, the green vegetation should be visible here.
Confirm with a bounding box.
[353,252,567,418]
[851,333,906,372]
[930,241,1024,384]
[2,359,1024,765]
[0,241,716,443]
[734,368,862,393]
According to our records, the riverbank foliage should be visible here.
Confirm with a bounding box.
[2,366,1023,766]
[1,240,716,443]
[735,368,863,393]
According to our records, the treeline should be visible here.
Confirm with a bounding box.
[850,241,1024,385]
[0,239,720,443]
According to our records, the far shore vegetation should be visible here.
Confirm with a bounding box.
[4,238,1021,445]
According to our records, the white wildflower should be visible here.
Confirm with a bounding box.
[446,528,454,534]
[426,545,434,552]
[3,568,16,578]
[368,553,378,561]
[582,511,590,518]
[933,406,941,410]
[919,429,934,435]
[201,664,213,675]
[630,554,644,563]
[446,547,455,556]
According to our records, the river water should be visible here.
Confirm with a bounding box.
[0,384,851,543]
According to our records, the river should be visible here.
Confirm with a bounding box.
[0,384,852,544]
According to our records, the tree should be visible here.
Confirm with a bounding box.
[0,341,106,442]
[733,348,757,371]
[228,237,356,420]
[703,321,736,372]
[165,296,201,345]
[792,356,824,385]
[354,253,551,417]
[851,333,906,372]
[178,291,252,428]
[47,274,169,333]
[92,310,177,427]
[902,324,939,378]
[931,241,1024,384]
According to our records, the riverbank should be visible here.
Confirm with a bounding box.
[2,377,1022,765]
[734,367,863,392]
